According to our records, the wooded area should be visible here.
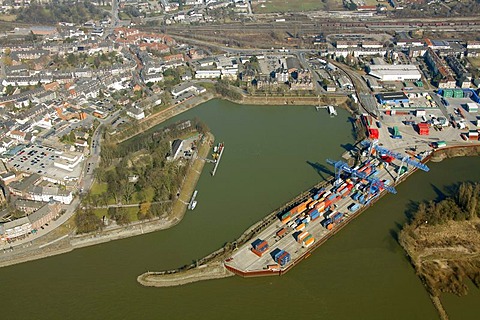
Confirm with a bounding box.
[75,118,209,233]
[15,2,107,24]
[399,182,480,297]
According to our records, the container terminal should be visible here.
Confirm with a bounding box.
[224,114,434,276]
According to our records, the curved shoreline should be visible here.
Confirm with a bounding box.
[136,145,480,288]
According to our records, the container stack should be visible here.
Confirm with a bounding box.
[417,122,429,135]
[333,212,344,223]
[296,231,309,243]
[442,89,453,98]
[251,239,269,257]
[453,89,464,98]
[280,211,291,225]
[276,227,287,238]
[274,250,291,266]
[303,235,315,248]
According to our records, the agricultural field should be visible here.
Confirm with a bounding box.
[252,0,342,13]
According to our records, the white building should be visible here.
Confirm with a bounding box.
[368,64,421,81]
[171,83,206,98]
[195,69,221,79]
[126,107,146,120]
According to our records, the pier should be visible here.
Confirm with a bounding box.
[211,143,224,177]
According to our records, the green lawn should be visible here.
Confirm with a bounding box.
[468,57,480,69]
[93,206,139,222]
[90,182,108,195]
[253,0,327,13]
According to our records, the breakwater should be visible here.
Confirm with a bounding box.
[137,143,480,287]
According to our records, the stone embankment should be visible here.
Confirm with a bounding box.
[138,261,234,287]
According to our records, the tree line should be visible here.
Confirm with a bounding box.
[405,182,480,228]
[15,2,107,24]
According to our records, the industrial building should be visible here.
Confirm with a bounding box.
[368,64,421,81]
[376,92,409,104]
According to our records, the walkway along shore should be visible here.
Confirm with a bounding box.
[136,144,480,288]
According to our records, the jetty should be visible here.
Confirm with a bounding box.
[211,143,225,176]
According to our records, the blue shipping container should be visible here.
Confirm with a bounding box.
[321,218,332,228]
[313,194,320,200]
[310,211,321,221]
[274,250,285,262]
[333,212,344,222]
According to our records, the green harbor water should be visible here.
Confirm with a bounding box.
[0,99,479,319]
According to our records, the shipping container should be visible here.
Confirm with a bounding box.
[280,212,291,221]
[295,223,306,231]
[296,231,309,242]
[276,228,287,237]
[321,218,333,228]
[327,224,334,230]
[348,203,361,212]
[252,239,269,252]
[333,212,344,222]
[281,216,291,225]
[274,250,285,262]
[304,237,315,247]
[277,252,291,266]
[310,210,321,221]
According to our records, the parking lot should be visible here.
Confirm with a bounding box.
[7,145,83,183]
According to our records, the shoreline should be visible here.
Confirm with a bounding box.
[136,145,480,288]
[114,91,351,143]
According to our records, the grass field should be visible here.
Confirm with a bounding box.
[253,0,326,13]
[0,14,16,22]
[468,57,480,68]
[90,182,108,196]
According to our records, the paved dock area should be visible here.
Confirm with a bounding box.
[225,162,397,273]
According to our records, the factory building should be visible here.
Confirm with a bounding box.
[368,64,422,81]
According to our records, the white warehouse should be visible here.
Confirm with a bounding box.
[368,64,422,81]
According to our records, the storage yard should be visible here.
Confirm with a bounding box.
[225,89,480,276]
[224,141,428,275]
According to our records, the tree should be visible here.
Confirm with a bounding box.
[75,209,103,234]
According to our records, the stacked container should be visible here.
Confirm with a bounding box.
[303,235,315,248]
[333,212,344,223]
[280,211,291,224]
[295,223,306,232]
[296,231,309,243]
[276,227,287,238]
[251,239,269,257]
[276,251,291,266]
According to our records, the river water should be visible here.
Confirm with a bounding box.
[0,100,478,319]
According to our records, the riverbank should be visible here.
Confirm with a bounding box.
[136,144,480,288]
[113,90,352,144]
[0,132,213,268]
[398,180,480,320]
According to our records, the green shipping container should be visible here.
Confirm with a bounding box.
[443,89,453,97]
[415,81,423,87]
[453,89,463,98]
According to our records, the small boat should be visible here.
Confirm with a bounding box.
[327,105,337,116]
[188,200,197,210]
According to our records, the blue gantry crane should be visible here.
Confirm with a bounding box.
[326,159,397,195]
[361,140,429,180]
